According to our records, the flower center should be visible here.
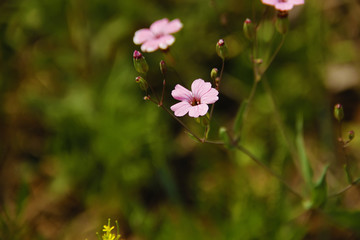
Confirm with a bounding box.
[190,97,201,106]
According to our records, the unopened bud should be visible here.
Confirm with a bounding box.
[216,39,228,60]
[133,50,149,74]
[159,60,167,75]
[211,68,218,80]
[243,18,255,40]
[144,96,150,101]
[135,76,148,91]
[276,11,289,35]
[348,130,355,141]
[334,104,344,122]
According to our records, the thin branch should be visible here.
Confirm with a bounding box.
[329,179,360,198]
[159,104,203,143]
[203,59,225,140]
[236,144,303,199]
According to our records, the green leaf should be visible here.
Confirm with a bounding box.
[311,164,329,209]
[233,100,248,140]
[296,114,313,192]
[343,164,353,184]
[219,127,233,149]
[185,131,201,143]
[325,210,360,233]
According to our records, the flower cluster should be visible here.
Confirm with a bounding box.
[97,219,122,240]
[133,18,218,118]
[132,1,305,129]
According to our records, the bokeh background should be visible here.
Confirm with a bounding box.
[1,0,360,239]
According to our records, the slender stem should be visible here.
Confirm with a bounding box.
[203,59,225,140]
[204,139,224,145]
[235,144,303,199]
[242,10,286,120]
[163,49,176,66]
[218,59,225,88]
[146,95,159,105]
[159,78,166,106]
[329,178,360,198]
[148,81,160,103]
[338,120,343,141]
[159,104,203,142]
[337,120,354,183]
[239,35,260,131]
[262,77,298,163]
[261,34,286,76]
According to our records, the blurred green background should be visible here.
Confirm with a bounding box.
[1,0,360,239]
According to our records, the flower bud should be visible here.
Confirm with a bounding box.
[135,76,148,91]
[219,127,234,149]
[276,11,289,35]
[348,130,355,141]
[334,104,344,122]
[133,50,149,74]
[243,18,255,40]
[159,60,167,75]
[216,39,228,60]
[211,68,218,80]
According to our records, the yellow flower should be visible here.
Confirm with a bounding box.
[103,225,114,233]
[99,219,122,240]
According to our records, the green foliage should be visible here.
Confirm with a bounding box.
[0,0,360,239]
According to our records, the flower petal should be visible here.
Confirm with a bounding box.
[163,19,183,35]
[133,29,154,45]
[150,18,169,35]
[171,84,193,102]
[188,104,209,118]
[261,0,277,6]
[275,2,294,10]
[200,88,219,104]
[158,35,175,49]
[140,39,160,52]
[291,0,304,5]
[191,79,212,100]
[170,101,192,117]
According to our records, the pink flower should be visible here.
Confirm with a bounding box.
[170,79,219,118]
[261,0,304,11]
[133,18,183,52]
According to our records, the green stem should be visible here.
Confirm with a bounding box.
[262,77,298,163]
[261,34,286,75]
[235,144,303,199]
[329,178,360,198]
[159,78,166,106]
[159,104,203,143]
[338,120,354,183]
[203,59,225,140]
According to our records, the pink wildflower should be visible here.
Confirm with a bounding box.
[133,18,183,52]
[170,79,219,118]
[261,0,304,11]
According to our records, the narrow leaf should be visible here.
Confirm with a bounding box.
[185,131,201,143]
[343,164,353,184]
[296,114,313,192]
[311,164,329,209]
